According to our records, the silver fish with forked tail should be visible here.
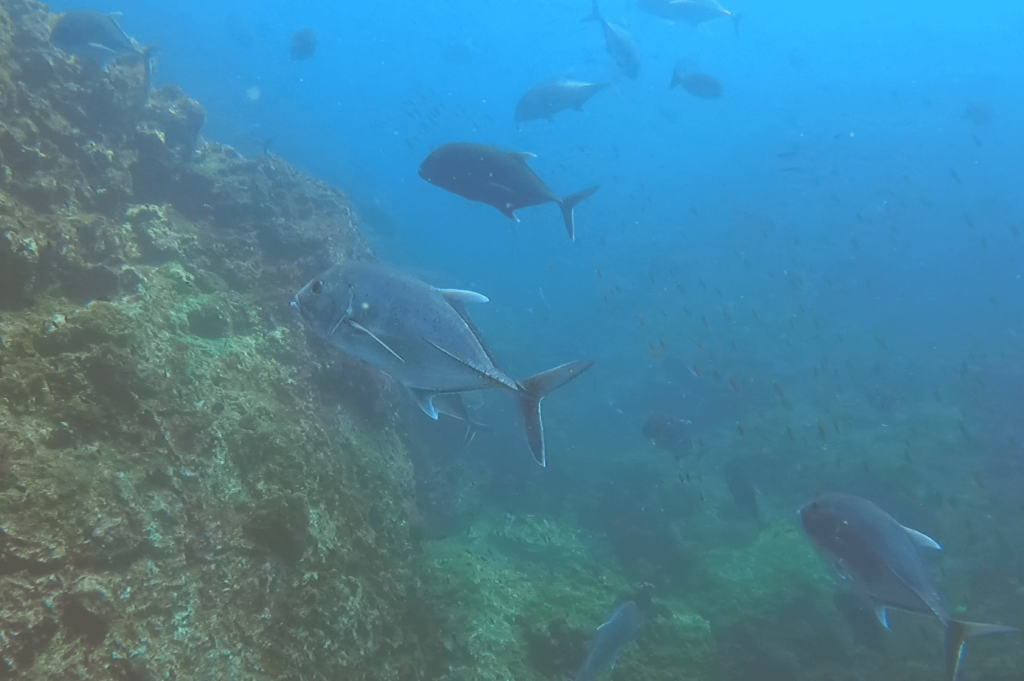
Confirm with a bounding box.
[291,261,593,466]
[800,493,1017,681]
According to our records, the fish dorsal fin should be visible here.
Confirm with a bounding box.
[439,288,489,305]
[510,151,537,162]
[903,525,942,550]
[106,12,124,18]
[424,338,515,390]
[346,319,405,363]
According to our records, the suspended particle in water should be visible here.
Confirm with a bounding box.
[246,86,261,101]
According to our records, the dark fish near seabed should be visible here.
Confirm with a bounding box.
[290,28,317,60]
[670,69,724,99]
[515,80,609,122]
[584,0,641,79]
[636,0,741,34]
[290,261,594,466]
[642,412,693,458]
[50,10,152,79]
[418,142,600,241]
[723,460,758,521]
[576,602,644,681]
[800,493,1017,681]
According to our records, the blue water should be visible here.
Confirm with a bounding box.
[53,0,1024,675]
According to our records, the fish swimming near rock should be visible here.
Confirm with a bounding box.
[584,0,641,79]
[575,601,644,681]
[670,68,723,99]
[800,493,1017,681]
[515,80,609,122]
[418,142,600,241]
[642,412,693,459]
[50,10,153,81]
[291,261,593,466]
[636,0,741,34]
[290,28,317,60]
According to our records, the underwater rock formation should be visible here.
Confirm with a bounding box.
[0,0,446,678]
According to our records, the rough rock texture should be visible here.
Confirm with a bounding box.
[0,1,446,679]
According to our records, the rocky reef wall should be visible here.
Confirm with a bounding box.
[0,1,445,678]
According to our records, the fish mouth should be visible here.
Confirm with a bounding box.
[290,298,305,325]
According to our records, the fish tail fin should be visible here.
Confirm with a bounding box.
[557,185,600,240]
[669,71,681,89]
[515,360,594,466]
[582,0,600,21]
[944,619,1017,681]
[731,12,742,36]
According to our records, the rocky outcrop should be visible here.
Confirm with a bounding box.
[0,1,445,679]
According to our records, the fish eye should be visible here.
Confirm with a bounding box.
[311,280,323,295]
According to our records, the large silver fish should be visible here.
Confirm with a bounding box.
[800,493,1017,681]
[584,0,640,79]
[576,601,644,681]
[636,0,741,34]
[291,261,593,466]
[515,80,608,122]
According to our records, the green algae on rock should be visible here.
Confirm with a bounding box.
[0,0,446,678]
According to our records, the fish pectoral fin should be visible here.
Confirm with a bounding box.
[87,42,119,54]
[345,319,405,363]
[902,525,942,550]
[423,338,513,390]
[408,388,439,420]
[439,288,490,304]
[874,605,890,630]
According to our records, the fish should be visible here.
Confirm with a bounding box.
[723,460,759,521]
[290,28,317,60]
[799,493,1017,681]
[641,412,693,458]
[418,143,599,241]
[291,261,594,466]
[584,0,641,80]
[514,80,608,122]
[670,69,724,99]
[50,10,153,80]
[636,0,741,34]
[576,601,644,681]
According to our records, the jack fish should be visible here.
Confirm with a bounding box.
[515,80,608,122]
[50,10,153,79]
[636,0,741,34]
[576,601,644,681]
[670,69,723,99]
[800,493,1017,681]
[584,0,640,80]
[418,142,599,240]
[291,261,594,466]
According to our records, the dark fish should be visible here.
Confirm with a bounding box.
[962,102,992,127]
[584,0,640,79]
[291,261,593,466]
[576,602,643,681]
[670,69,723,99]
[290,28,317,60]
[723,460,758,521]
[50,10,152,78]
[636,0,741,33]
[418,143,599,240]
[515,80,608,122]
[800,493,1017,681]
[642,412,693,458]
